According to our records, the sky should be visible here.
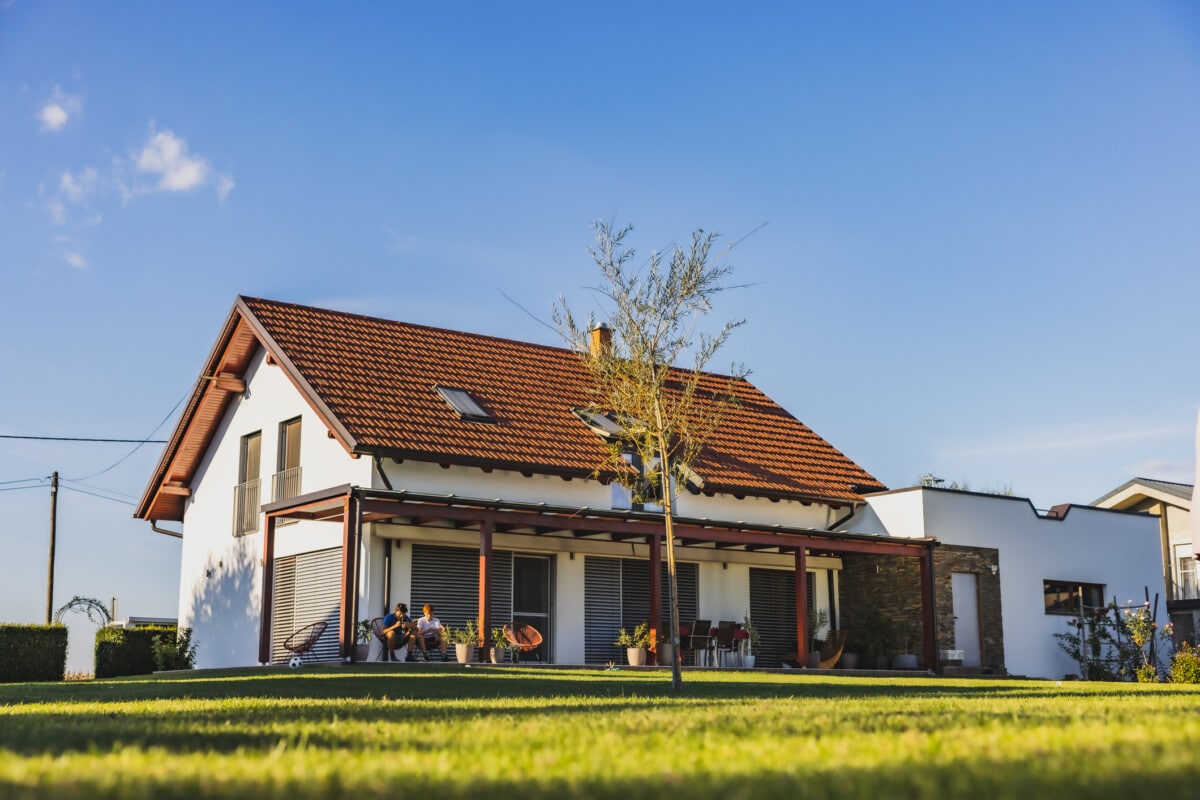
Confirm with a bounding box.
[2,2,1199,671]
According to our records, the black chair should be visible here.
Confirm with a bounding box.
[713,620,739,667]
[686,619,712,666]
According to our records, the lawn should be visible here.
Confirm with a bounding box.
[1,666,1197,799]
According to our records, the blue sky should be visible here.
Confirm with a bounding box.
[2,2,1199,669]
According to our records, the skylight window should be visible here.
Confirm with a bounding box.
[435,385,493,422]
[573,407,622,438]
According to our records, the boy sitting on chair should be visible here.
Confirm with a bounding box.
[414,603,448,661]
[381,603,414,662]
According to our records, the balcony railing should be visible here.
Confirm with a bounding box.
[1177,568,1198,602]
[272,466,302,526]
[232,479,261,536]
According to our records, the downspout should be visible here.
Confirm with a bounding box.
[149,520,183,539]
[826,501,860,532]
[374,456,394,612]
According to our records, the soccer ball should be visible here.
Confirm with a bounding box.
[288,655,303,669]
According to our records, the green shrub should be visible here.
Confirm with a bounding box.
[0,624,68,683]
[1169,641,1200,684]
[151,627,196,671]
[95,626,178,679]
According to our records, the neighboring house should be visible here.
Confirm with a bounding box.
[1093,478,1197,643]
[839,487,1162,679]
[136,297,941,670]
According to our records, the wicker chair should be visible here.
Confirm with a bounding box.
[282,620,328,666]
[818,629,850,670]
[503,622,543,663]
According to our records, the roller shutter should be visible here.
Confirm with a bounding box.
[749,568,815,668]
[410,543,514,634]
[270,547,342,664]
[584,556,698,664]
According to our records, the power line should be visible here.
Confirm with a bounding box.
[0,435,168,443]
[0,484,44,493]
[67,390,190,482]
[58,484,135,507]
[59,478,138,501]
[0,476,49,486]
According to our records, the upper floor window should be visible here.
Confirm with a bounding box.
[1176,544,1197,601]
[233,431,262,536]
[272,417,302,512]
[1043,580,1105,615]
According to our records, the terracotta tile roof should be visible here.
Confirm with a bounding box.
[239,296,884,504]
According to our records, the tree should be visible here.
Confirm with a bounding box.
[555,220,747,692]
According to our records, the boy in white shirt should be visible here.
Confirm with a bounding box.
[415,603,448,661]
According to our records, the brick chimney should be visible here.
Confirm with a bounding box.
[589,323,612,357]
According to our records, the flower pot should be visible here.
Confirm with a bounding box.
[454,643,475,664]
[805,651,821,669]
[742,654,756,669]
[354,643,370,662]
[656,643,673,666]
[627,647,647,666]
[489,647,504,664]
[893,653,918,670]
[839,652,859,670]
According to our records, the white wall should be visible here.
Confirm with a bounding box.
[179,349,369,668]
[849,488,1161,679]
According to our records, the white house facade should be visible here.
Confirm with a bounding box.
[840,487,1162,679]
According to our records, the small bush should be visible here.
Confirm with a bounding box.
[151,627,196,671]
[1169,641,1200,684]
[0,624,68,683]
[95,626,178,679]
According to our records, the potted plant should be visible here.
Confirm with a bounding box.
[448,618,479,663]
[805,608,829,668]
[739,616,760,668]
[858,608,893,669]
[490,627,508,664]
[615,621,651,666]
[840,637,861,670]
[891,619,918,669]
[355,619,374,662]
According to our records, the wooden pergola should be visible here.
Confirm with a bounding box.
[258,485,940,668]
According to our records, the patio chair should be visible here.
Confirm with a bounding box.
[503,622,543,663]
[370,617,391,662]
[818,629,849,670]
[685,619,711,666]
[712,620,739,667]
[282,620,327,667]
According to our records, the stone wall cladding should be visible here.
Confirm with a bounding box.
[934,544,1004,672]
[838,545,1004,673]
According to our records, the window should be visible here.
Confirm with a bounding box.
[1176,544,1197,601]
[272,417,302,520]
[1043,580,1105,615]
[233,431,261,536]
[574,407,622,438]
[435,385,493,422]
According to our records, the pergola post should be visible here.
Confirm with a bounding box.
[258,513,277,664]
[339,495,360,661]
[919,546,938,672]
[478,521,493,657]
[649,529,662,660]
[795,548,809,663]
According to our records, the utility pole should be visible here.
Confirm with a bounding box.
[45,471,58,625]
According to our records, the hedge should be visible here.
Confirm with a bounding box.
[0,624,68,683]
[94,626,177,679]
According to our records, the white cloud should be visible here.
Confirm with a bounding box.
[62,250,87,269]
[38,87,83,132]
[136,130,211,192]
[215,172,235,203]
[59,166,97,203]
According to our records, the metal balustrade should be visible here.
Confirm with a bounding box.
[233,479,261,536]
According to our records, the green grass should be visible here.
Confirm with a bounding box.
[1,666,1198,799]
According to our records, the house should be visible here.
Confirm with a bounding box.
[1093,478,1197,643]
[838,487,1162,679]
[135,296,941,670]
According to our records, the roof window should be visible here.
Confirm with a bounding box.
[573,407,622,438]
[435,385,493,422]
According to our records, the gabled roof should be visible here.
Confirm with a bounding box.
[1093,477,1193,511]
[137,296,885,521]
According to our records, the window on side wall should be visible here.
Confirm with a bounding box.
[233,431,262,536]
[1043,580,1105,615]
